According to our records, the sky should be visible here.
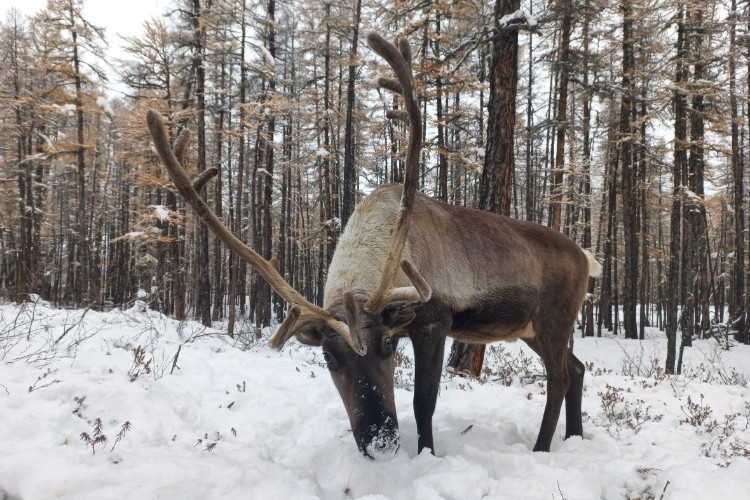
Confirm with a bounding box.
[1,0,171,94]
[1,0,171,37]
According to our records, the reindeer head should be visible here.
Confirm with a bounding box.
[147,32,426,460]
[284,258,430,459]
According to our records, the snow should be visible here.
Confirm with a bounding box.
[365,417,400,461]
[325,217,341,229]
[684,189,703,201]
[2,300,750,499]
[498,10,537,29]
[96,96,113,115]
[149,204,171,222]
[255,44,276,70]
[50,103,77,117]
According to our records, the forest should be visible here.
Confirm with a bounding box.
[0,0,746,378]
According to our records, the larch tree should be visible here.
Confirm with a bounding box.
[728,0,746,342]
[341,0,362,230]
[666,2,688,374]
[619,0,638,340]
[38,0,107,307]
[189,0,212,326]
[256,0,277,329]
[549,0,572,233]
[120,17,189,319]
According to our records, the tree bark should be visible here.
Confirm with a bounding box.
[341,0,362,230]
[550,0,572,233]
[666,3,687,374]
[581,0,595,337]
[435,13,448,202]
[256,0,277,329]
[228,1,250,335]
[192,0,212,326]
[729,0,745,341]
[620,0,638,340]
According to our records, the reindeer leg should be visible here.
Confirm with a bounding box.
[410,322,448,455]
[564,350,585,439]
[522,333,571,452]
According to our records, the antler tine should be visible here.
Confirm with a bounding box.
[363,32,422,314]
[173,128,190,163]
[386,109,409,125]
[267,305,301,349]
[344,292,367,355]
[192,167,218,193]
[146,109,366,356]
[377,77,402,95]
[399,260,431,302]
[397,37,411,66]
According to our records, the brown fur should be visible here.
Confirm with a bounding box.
[329,184,590,334]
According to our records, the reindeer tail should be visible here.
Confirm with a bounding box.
[581,249,602,278]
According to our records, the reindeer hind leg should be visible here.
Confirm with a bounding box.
[564,349,585,439]
[522,331,571,452]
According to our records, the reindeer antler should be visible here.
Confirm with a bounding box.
[146,110,367,356]
[363,33,429,314]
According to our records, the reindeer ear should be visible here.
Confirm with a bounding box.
[294,323,324,346]
[382,301,422,328]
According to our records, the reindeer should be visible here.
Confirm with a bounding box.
[146,32,601,460]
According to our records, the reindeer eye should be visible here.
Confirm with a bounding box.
[322,351,339,370]
[383,336,394,357]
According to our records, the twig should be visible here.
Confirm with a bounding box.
[55,307,91,344]
[556,481,567,500]
[110,421,131,452]
[170,344,182,374]
[460,424,474,435]
[26,300,38,340]
[659,480,671,500]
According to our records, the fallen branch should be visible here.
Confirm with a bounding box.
[170,344,182,374]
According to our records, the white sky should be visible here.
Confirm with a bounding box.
[1,0,171,37]
[1,0,172,95]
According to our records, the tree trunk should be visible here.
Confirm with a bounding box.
[638,83,649,340]
[686,4,710,339]
[256,0,277,329]
[192,0,212,326]
[11,19,31,303]
[667,3,687,374]
[598,106,619,335]
[619,0,638,340]
[228,1,249,336]
[477,0,519,216]
[435,14,448,202]
[581,0,595,337]
[212,53,227,322]
[70,14,89,306]
[341,0,362,230]
[524,2,535,223]
[550,0,572,233]
[729,0,746,341]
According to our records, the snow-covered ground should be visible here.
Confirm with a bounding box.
[1,299,749,500]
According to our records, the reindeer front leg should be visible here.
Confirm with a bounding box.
[410,321,448,454]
